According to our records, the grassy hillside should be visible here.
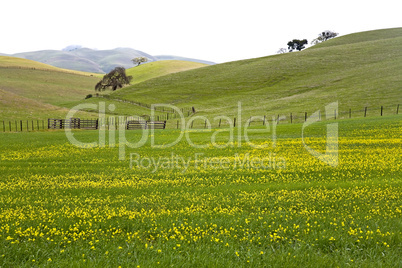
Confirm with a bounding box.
[111,28,402,121]
[0,57,202,121]
[0,56,101,120]
[0,89,95,120]
[1,28,401,123]
[0,56,98,76]
[155,55,215,65]
[127,60,208,84]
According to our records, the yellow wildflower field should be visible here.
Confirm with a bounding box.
[0,116,401,267]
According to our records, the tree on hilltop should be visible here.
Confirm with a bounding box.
[287,39,308,52]
[312,30,338,45]
[277,48,288,54]
[132,57,148,66]
[95,67,132,91]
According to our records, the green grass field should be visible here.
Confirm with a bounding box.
[0,115,401,267]
[0,28,401,267]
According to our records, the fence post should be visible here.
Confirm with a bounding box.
[20,120,23,132]
[219,118,222,128]
[304,112,307,122]
[9,121,11,132]
[2,121,4,132]
[233,117,236,127]
[397,104,400,115]
[364,107,367,117]
[381,106,383,116]
[290,113,292,124]
[334,109,337,120]
[263,115,266,125]
[349,109,351,119]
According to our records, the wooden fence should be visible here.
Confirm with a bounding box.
[168,104,401,129]
[48,118,99,129]
[126,120,166,130]
[95,95,196,115]
[1,104,400,132]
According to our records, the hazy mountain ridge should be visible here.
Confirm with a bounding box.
[2,47,214,73]
[154,55,215,65]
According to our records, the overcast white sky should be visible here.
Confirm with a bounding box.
[0,0,400,63]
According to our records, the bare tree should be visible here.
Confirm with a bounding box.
[277,48,288,54]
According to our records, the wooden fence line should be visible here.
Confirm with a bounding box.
[95,95,196,115]
[172,104,401,129]
[1,104,400,132]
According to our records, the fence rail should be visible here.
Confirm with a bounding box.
[1,104,400,132]
[168,104,401,129]
[95,95,196,115]
[48,118,99,130]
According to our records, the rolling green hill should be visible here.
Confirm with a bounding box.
[0,89,90,120]
[0,57,206,121]
[1,28,401,123]
[111,28,402,121]
[0,57,99,105]
[0,56,98,76]
[0,56,102,120]
[127,60,208,84]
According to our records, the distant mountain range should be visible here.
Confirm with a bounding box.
[1,47,215,73]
